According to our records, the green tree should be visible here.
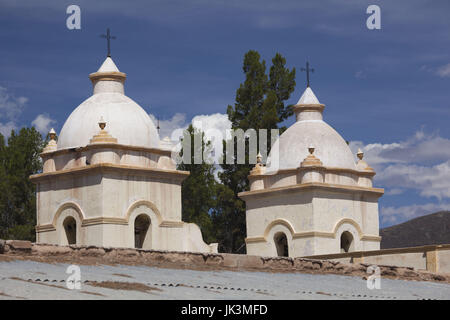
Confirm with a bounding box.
[0,133,9,237]
[0,127,44,240]
[227,52,296,133]
[212,183,245,253]
[213,50,296,253]
[177,125,217,244]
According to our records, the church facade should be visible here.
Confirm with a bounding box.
[30,56,217,253]
[31,54,383,258]
[239,87,384,257]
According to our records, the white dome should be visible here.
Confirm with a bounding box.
[267,87,356,171]
[267,120,356,171]
[57,57,159,150]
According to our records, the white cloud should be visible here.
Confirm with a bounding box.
[149,112,232,166]
[381,202,450,225]
[385,188,404,196]
[0,86,27,121]
[350,130,450,223]
[192,113,232,141]
[149,112,231,144]
[149,113,187,140]
[349,130,450,168]
[436,63,450,78]
[377,161,450,200]
[0,86,29,137]
[0,121,17,138]
[31,114,56,135]
[421,63,450,78]
[0,87,58,139]
[192,113,232,164]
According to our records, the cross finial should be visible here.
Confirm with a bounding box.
[100,28,116,57]
[301,61,314,87]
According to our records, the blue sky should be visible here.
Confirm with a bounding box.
[1,0,449,227]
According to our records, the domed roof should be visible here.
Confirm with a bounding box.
[57,57,159,150]
[266,87,356,172]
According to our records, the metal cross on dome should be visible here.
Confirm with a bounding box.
[100,28,116,57]
[301,61,314,88]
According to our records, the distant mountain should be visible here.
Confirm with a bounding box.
[380,211,450,249]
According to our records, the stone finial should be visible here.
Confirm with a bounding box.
[98,116,107,130]
[90,117,117,144]
[250,152,265,175]
[49,128,56,140]
[256,152,262,164]
[357,148,364,160]
[356,148,374,172]
[300,146,323,167]
[43,128,58,153]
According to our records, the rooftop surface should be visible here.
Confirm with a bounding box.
[1,259,449,300]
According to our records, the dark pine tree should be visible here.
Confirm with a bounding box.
[177,125,217,244]
[0,127,44,241]
[213,50,296,253]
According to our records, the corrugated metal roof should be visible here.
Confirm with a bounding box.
[1,260,449,300]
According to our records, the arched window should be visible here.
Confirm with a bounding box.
[63,216,77,245]
[134,214,151,249]
[274,232,289,257]
[340,231,354,253]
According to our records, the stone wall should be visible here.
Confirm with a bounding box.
[304,244,450,274]
[1,240,449,284]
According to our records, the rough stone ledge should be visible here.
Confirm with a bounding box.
[1,240,32,253]
[0,240,449,284]
[0,239,5,254]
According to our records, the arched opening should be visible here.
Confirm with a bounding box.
[63,216,77,245]
[134,214,151,249]
[274,232,289,257]
[340,231,354,253]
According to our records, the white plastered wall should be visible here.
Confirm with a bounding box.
[245,188,381,257]
[35,170,216,253]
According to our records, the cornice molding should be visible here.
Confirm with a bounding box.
[40,142,172,158]
[89,71,127,83]
[36,217,185,233]
[30,163,189,182]
[239,182,384,199]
